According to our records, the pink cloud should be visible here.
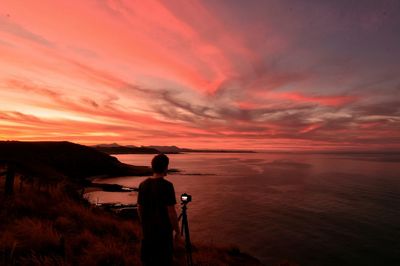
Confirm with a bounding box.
[0,1,399,150]
[271,92,358,107]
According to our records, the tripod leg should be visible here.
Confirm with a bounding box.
[181,220,184,236]
[182,213,193,266]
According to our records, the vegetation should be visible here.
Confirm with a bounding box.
[0,177,262,265]
[0,141,152,183]
[0,180,141,265]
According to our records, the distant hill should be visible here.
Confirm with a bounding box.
[94,143,255,154]
[0,141,152,182]
[147,145,182,153]
[93,144,159,154]
[147,146,255,153]
[183,148,256,153]
[95,143,122,148]
[147,146,256,153]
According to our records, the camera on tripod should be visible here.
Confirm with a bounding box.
[181,193,192,204]
[178,192,193,265]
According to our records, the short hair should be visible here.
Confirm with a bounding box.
[151,153,169,174]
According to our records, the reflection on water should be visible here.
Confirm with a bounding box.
[86,153,400,265]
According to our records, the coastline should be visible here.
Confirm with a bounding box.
[0,141,264,265]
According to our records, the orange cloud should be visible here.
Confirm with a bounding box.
[0,1,399,150]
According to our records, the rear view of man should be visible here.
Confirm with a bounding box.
[137,154,180,266]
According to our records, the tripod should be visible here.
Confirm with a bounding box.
[178,202,193,266]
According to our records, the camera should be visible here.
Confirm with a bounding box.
[181,193,192,204]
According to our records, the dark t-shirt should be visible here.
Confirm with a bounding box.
[137,177,177,240]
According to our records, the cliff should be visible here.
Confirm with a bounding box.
[0,141,152,182]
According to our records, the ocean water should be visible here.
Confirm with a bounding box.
[85,153,400,265]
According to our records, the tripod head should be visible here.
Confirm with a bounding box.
[180,193,192,205]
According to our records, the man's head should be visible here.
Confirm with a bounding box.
[151,153,169,174]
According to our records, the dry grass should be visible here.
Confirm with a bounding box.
[0,183,264,265]
[0,184,142,265]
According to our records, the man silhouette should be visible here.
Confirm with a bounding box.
[137,154,180,266]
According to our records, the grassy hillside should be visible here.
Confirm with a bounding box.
[0,141,152,182]
[0,181,262,265]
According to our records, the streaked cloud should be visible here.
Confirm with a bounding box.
[0,0,399,150]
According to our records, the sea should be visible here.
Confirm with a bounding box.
[85,152,400,266]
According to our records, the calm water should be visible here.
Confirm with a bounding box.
[85,153,400,265]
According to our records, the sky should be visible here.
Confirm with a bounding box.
[0,0,399,151]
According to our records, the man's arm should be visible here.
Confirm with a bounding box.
[167,205,180,236]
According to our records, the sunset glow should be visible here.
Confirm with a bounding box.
[1,0,399,150]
